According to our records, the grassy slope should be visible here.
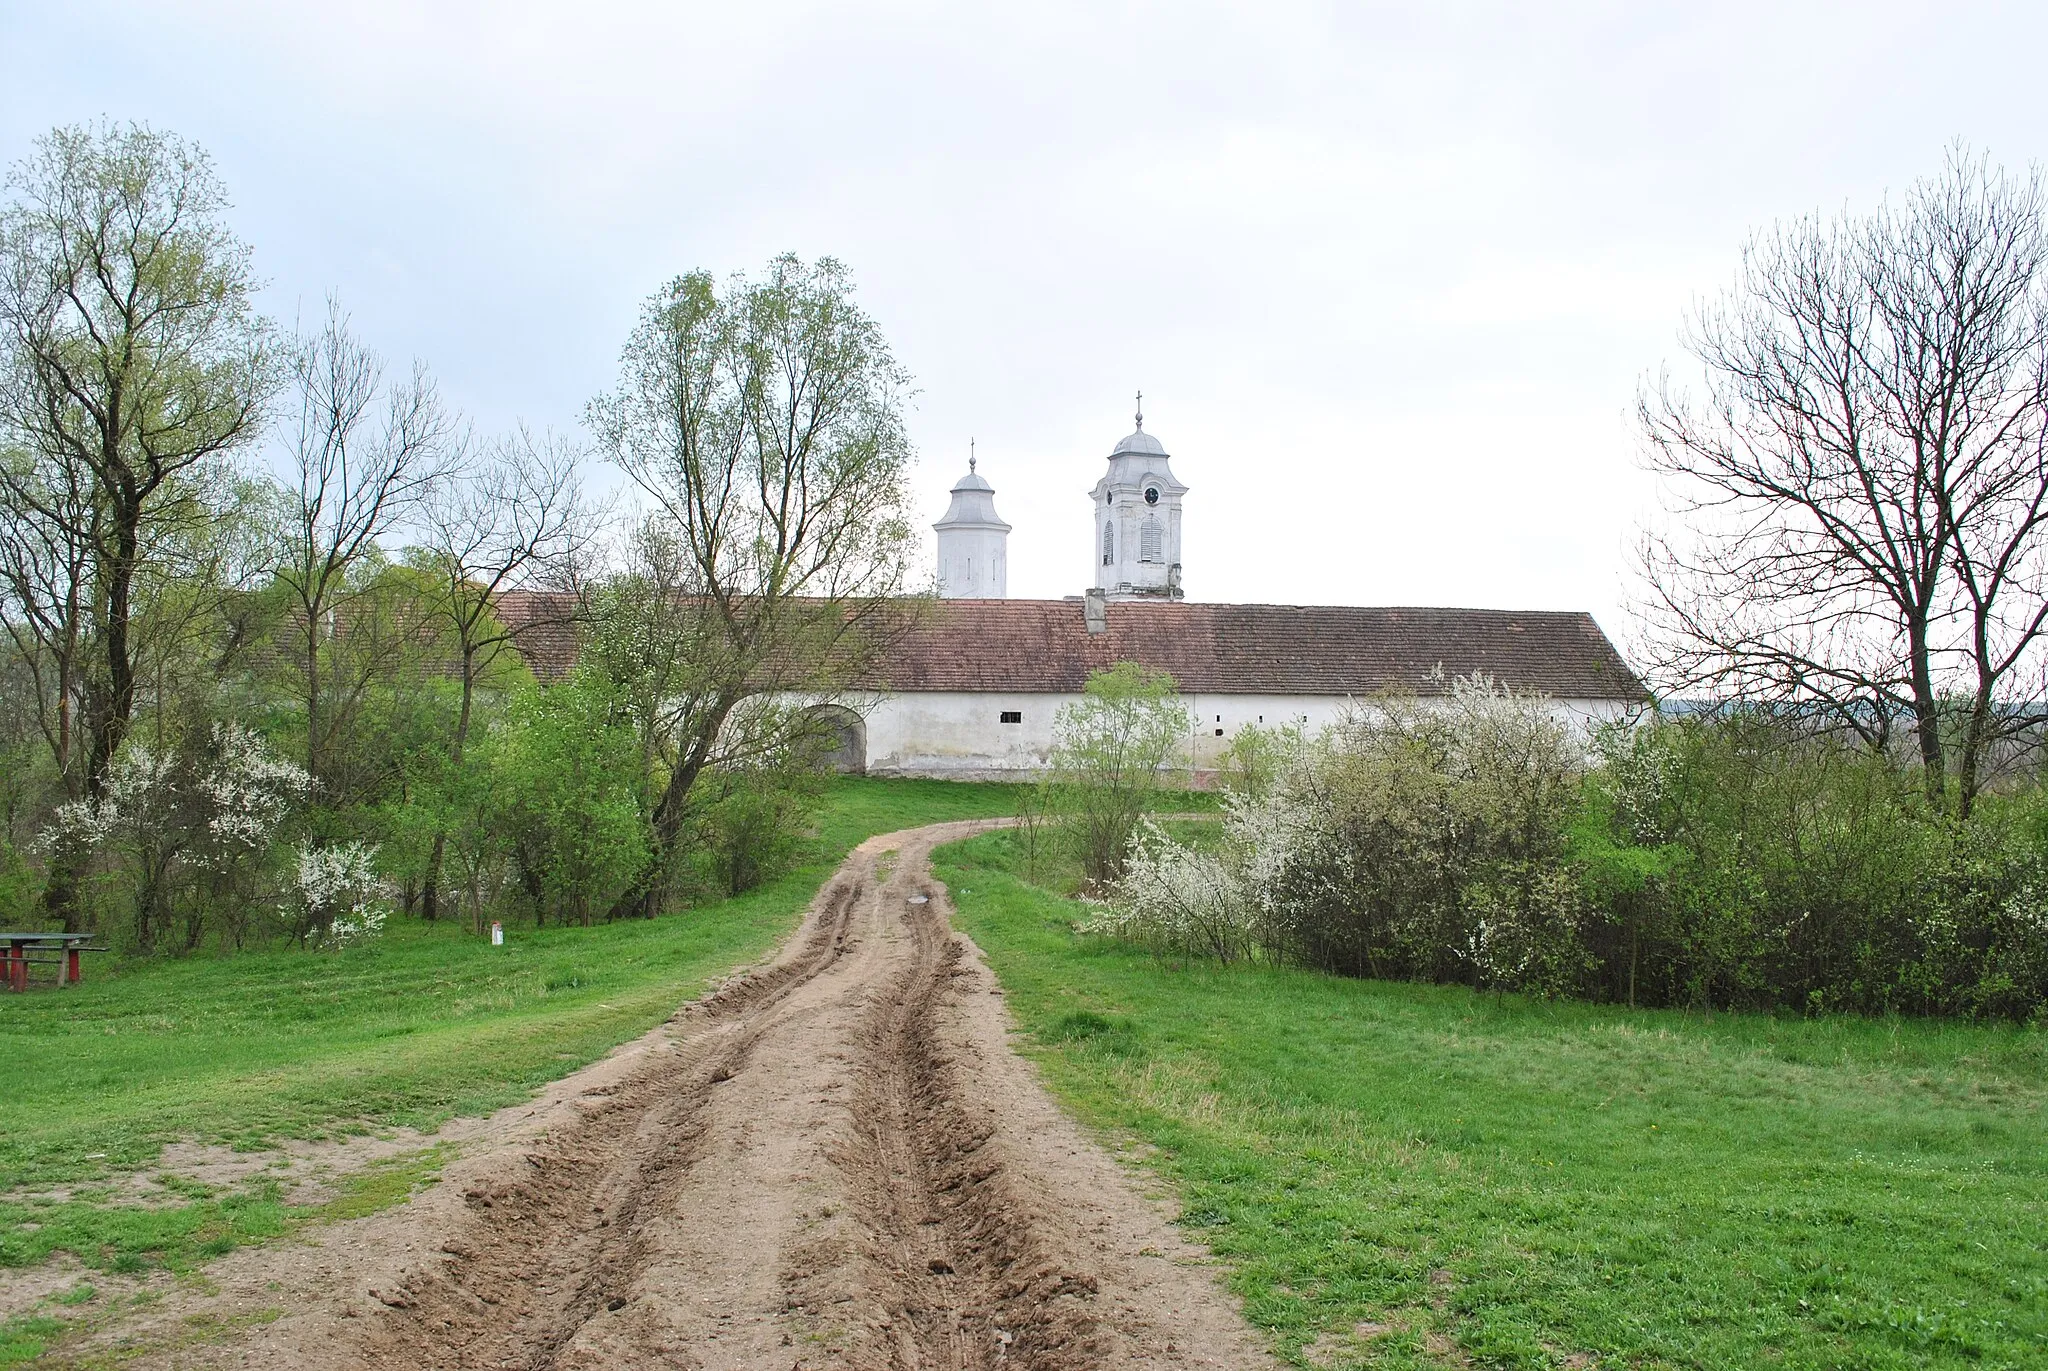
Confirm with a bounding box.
[936,830,2048,1371]
[0,777,1022,1280]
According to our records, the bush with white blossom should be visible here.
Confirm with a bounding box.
[292,841,388,947]
[36,723,316,950]
[1084,815,1261,963]
[1088,674,1593,990]
[195,723,314,866]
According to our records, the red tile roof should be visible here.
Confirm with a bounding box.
[493,590,579,681]
[498,593,1645,701]
[867,600,1643,698]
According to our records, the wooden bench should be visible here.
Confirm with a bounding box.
[0,932,105,990]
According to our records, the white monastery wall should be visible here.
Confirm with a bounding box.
[844,690,1635,780]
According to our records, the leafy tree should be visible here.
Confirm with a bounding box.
[1046,661,1190,888]
[689,751,823,897]
[257,558,460,824]
[585,254,920,917]
[0,436,95,793]
[275,298,452,793]
[1215,719,1302,800]
[410,424,585,919]
[0,123,273,927]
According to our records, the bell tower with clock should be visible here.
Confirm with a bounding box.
[1088,393,1188,601]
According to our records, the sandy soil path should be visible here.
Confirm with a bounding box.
[101,820,1272,1370]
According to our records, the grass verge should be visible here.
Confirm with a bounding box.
[937,828,2048,1371]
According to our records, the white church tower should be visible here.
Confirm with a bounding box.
[934,447,1010,599]
[1089,394,1187,600]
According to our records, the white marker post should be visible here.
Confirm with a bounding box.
[490,921,504,946]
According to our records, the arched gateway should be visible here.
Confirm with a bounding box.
[801,704,867,774]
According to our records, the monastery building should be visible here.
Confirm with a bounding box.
[841,402,1643,779]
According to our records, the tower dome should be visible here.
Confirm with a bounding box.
[934,448,1010,599]
[1110,427,1168,458]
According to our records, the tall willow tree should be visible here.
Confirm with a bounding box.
[586,254,920,918]
[0,123,272,926]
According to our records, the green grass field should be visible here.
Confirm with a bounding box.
[936,829,2048,1371]
[0,777,1023,1298]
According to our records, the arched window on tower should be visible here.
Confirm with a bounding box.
[1102,522,1114,566]
[1140,515,1162,563]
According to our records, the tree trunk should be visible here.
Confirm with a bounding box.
[1908,626,1947,809]
[606,702,734,922]
[43,494,143,931]
[1957,691,1995,821]
[421,650,477,923]
[87,496,142,800]
[304,601,324,790]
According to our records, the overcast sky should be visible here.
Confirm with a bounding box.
[7,2,2047,640]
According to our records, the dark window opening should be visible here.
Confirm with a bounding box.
[999,710,1022,724]
[1214,728,1224,736]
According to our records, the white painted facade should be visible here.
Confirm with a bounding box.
[850,689,1634,781]
[933,458,1010,599]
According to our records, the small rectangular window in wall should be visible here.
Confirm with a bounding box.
[999,710,1023,724]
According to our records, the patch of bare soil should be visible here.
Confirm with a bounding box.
[50,820,1274,1370]
[6,1129,482,1216]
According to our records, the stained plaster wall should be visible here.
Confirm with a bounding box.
[831,690,1635,780]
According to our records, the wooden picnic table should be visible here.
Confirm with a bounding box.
[0,932,103,991]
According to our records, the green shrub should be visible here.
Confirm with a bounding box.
[688,762,823,897]
[1043,662,1191,889]
[1093,685,2048,1019]
[490,669,650,925]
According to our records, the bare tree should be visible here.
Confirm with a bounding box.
[411,425,588,919]
[1639,146,2048,814]
[0,122,272,925]
[586,254,921,918]
[274,298,453,792]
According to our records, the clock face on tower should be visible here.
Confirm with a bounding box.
[1144,487,1160,505]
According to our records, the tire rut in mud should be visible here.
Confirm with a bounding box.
[792,861,1113,1371]
[359,867,870,1370]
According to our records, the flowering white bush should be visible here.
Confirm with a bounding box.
[1086,817,1260,962]
[196,723,312,865]
[1228,786,1343,923]
[39,744,178,854]
[293,841,388,947]
[35,724,316,951]
[38,725,310,866]
[1084,674,1598,990]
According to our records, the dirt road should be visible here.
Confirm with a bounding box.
[152,821,1271,1370]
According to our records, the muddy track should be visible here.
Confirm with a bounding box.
[138,821,1271,1371]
